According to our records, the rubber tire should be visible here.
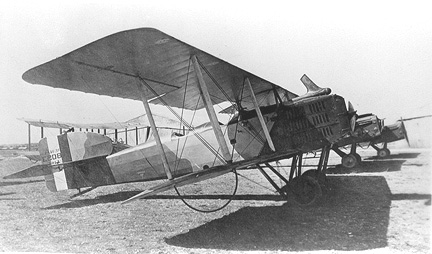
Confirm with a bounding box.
[302,170,327,185]
[291,175,322,206]
[341,154,358,168]
[377,148,390,158]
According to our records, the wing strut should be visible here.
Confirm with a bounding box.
[245,78,276,152]
[136,79,173,180]
[191,55,232,162]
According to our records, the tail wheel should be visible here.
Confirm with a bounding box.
[290,175,322,205]
[377,148,390,158]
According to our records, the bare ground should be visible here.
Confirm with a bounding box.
[0,147,430,254]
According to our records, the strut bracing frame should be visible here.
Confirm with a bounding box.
[191,55,232,162]
[245,78,276,152]
[136,80,173,180]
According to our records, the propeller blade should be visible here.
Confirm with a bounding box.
[400,120,410,147]
[400,114,432,122]
[347,101,357,132]
[350,115,357,132]
[348,101,355,113]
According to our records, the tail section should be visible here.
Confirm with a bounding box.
[44,157,116,192]
[4,132,116,192]
[3,164,53,179]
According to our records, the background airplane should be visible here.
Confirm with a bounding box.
[332,113,431,168]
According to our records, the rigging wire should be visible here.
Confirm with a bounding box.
[173,170,238,213]
[139,77,225,163]
[235,171,276,193]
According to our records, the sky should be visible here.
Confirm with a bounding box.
[0,0,431,144]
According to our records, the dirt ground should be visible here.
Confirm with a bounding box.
[0,147,430,254]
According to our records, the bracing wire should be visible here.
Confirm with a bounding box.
[173,170,238,213]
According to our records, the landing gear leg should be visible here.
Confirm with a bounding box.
[284,147,330,205]
[371,143,391,158]
[332,144,361,168]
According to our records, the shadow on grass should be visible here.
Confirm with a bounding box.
[166,176,391,251]
[0,192,15,196]
[0,179,44,187]
[326,159,406,174]
[391,193,431,206]
[43,192,287,209]
[0,192,24,200]
[364,152,420,160]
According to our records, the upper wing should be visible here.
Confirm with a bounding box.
[23,28,296,110]
[19,113,181,130]
[19,117,140,130]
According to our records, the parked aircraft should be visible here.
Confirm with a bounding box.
[8,28,357,207]
[332,112,430,168]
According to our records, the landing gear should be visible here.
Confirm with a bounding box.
[341,153,360,168]
[290,176,322,205]
[377,148,390,158]
[258,146,330,206]
[354,153,362,163]
[332,143,361,168]
[371,143,391,158]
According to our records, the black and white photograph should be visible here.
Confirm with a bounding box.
[0,1,430,253]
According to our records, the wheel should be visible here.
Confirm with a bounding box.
[341,154,358,168]
[377,148,390,158]
[302,170,327,185]
[290,175,322,205]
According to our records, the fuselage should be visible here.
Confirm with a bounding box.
[40,94,351,191]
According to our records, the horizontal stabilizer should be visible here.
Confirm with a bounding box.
[3,164,53,179]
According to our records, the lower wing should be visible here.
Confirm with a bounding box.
[122,150,298,204]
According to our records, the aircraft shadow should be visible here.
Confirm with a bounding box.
[43,191,142,209]
[166,176,391,251]
[0,179,44,187]
[0,192,24,200]
[326,160,406,174]
[0,192,15,196]
[364,153,420,160]
[392,193,431,206]
[43,192,286,209]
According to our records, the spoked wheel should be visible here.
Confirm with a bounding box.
[289,175,322,205]
[377,148,390,158]
[341,153,358,168]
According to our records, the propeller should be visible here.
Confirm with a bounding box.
[399,119,410,147]
[347,101,357,133]
[400,114,432,121]
[398,114,431,147]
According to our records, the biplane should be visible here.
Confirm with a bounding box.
[331,112,429,168]
[10,28,357,207]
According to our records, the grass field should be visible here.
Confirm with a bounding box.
[0,148,430,253]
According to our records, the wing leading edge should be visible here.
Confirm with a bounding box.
[23,28,296,110]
